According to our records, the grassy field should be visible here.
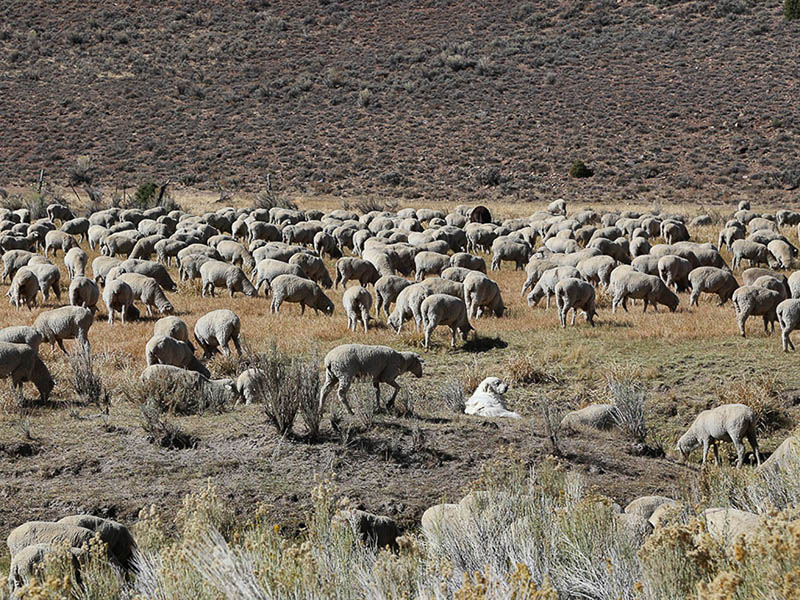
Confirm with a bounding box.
[1,196,799,583]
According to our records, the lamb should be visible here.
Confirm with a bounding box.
[688,267,739,306]
[334,257,381,288]
[554,278,597,327]
[0,342,54,401]
[34,305,93,352]
[375,275,412,318]
[91,256,122,286]
[611,270,679,313]
[343,286,373,333]
[420,294,473,349]
[776,299,800,351]
[318,343,423,413]
[0,326,43,353]
[490,239,532,270]
[193,309,243,358]
[117,272,174,316]
[236,368,267,405]
[102,279,135,324]
[200,260,257,298]
[576,255,617,289]
[289,253,333,288]
[140,364,237,407]
[269,274,335,315]
[676,403,760,468]
[7,522,93,562]
[44,230,77,257]
[153,316,192,345]
[464,377,520,418]
[731,239,773,270]
[657,255,692,292]
[731,285,782,337]
[414,251,451,281]
[252,258,308,295]
[450,252,486,273]
[118,259,177,291]
[68,277,100,311]
[145,335,210,377]
[64,247,88,280]
[463,272,505,318]
[7,267,40,310]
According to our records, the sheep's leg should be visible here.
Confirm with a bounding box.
[701,439,710,465]
[373,380,382,409]
[423,324,434,349]
[450,326,457,347]
[385,379,400,411]
[643,298,649,313]
[545,293,550,310]
[733,439,745,468]
[361,309,369,333]
[318,372,338,413]
[690,291,699,306]
[336,378,354,415]
[712,442,721,466]
[57,339,67,354]
[571,308,577,326]
[232,335,242,356]
[747,431,761,466]
[738,314,747,337]
[300,302,306,315]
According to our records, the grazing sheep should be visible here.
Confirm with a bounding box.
[44,230,77,257]
[753,275,789,301]
[270,274,334,315]
[441,266,474,283]
[288,253,333,288]
[8,543,76,592]
[332,509,400,551]
[387,280,463,333]
[611,271,679,313]
[789,271,800,299]
[657,255,692,292]
[235,368,266,405]
[464,377,520,418]
[343,286,373,333]
[129,234,164,260]
[577,255,617,289]
[253,258,308,295]
[731,239,773,270]
[526,266,581,309]
[200,260,257,298]
[64,247,88,280]
[102,279,135,324]
[375,275,412,318]
[414,251,450,281]
[117,272,174,316]
[215,239,255,272]
[91,256,122,285]
[68,277,100,311]
[34,305,93,353]
[101,231,140,258]
[140,364,238,406]
[463,272,505,318]
[0,342,54,401]
[688,267,739,306]
[7,267,39,310]
[118,259,177,291]
[490,239,531,270]
[0,326,43,353]
[334,257,381,288]
[313,231,341,259]
[153,316,192,345]
[450,252,486,273]
[420,294,473,348]
[560,404,617,430]
[767,239,794,269]
[318,343,423,413]
[56,515,137,569]
[625,496,677,522]
[521,258,556,296]
[718,226,744,252]
[193,309,242,358]
[1,249,35,282]
[731,285,781,337]
[7,523,93,564]
[26,262,61,302]
[676,404,760,468]
[776,299,800,351]
[145,335,209,377]
[154,238,186,265]
[46,203,74,223]
[555,278,597,327]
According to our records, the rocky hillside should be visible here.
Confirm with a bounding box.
[0,0,798,203]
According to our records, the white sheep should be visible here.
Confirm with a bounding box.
[414,251,450,281]
[319,343,423,413]
[490,239,531,271]
[462,272,505,318]
[117,272,174,316]
[334,257,381,288]
[554,278,596,327]
[145,334,210,377]
[7,267,39,310]
[269,274,334,315]
[236,368,266,405]
[44,230,77,257]
[420,293,473,349]
[676,404,760,468]
[776,298,800,351]
[688,267,739,306]
[64,247,88,280]
[68,277,100,311]
[374,275,412,318]
[153,316,192,345]
[731,285,781,337]
[288,253,333,288]
[0,325,43,353]
[193,309,242,358]
[657,255,692,292]
[118,259,177,291]
[611,270,679,313]
[102,279,134,324]
[526,266,581,309]
[140,364,238,406]
[252,258,308,295]
[0,341,54,402]
[343,286,373,333]
[576,255,617,290]
[91,256,122,285]
[200,260,257,298]
[464,377,520,418]
[34,305,93,353]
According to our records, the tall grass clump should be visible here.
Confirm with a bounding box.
[608,377,647,443]
[67,343,106,405]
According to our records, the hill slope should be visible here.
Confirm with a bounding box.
[0,0,798,203]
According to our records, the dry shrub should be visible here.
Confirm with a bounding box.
[460,357,484,394]
[68,343,106,405]
[439,378,466,414]
[607,378,647,443]
[718,375,789,435]
[139,399,198,450]
[344,197,399,214]
[125,375,226,416]
[502,353,563,386]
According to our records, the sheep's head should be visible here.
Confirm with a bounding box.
[526,284,544,307]
[387,312,401,332]
[403,352,424,378]
[475,377,508,398]
[318,294,335,315]
[664,289,680,312]
[160,302,175,315]
[676,431,698,460]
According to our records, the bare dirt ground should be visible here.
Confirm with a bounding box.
[1,198,799,575]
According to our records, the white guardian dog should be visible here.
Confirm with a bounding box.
[464,377,520,419]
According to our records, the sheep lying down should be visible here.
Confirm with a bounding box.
[464,377,520,419]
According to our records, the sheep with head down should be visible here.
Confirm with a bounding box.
[194,309,242,358]
[420,293,473,349]
[676,403,760,468]
[145,334,209,377]
[731,285,781,337]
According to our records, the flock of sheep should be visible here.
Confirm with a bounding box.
[0,197,798,446]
